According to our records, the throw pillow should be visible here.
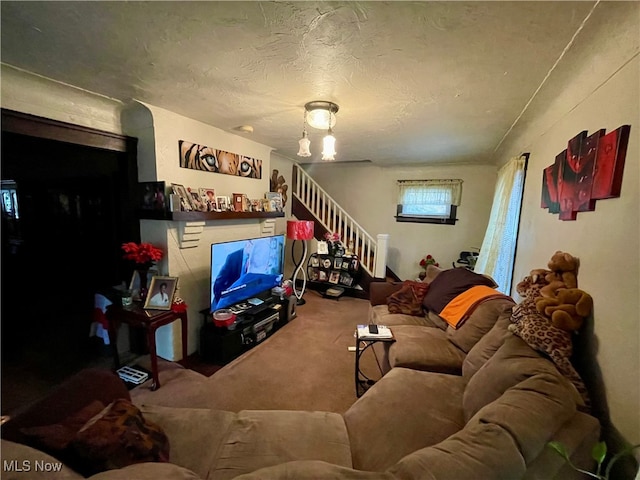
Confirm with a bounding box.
[387,281,429,316]
[70,398,170,475]
[20,400,106,453]
[422,268,497,314]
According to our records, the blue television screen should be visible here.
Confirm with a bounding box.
[210,235,285,312]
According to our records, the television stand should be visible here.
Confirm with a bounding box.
[199,295,295,364]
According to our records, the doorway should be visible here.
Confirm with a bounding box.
[1,110,139,414]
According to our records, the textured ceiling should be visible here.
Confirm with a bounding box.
[1,1,602,166]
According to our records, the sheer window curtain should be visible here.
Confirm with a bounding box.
[397,179,463,206]
[475,156,527,294]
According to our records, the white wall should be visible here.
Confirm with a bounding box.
[493,2,639,449]
[305,163,496,280]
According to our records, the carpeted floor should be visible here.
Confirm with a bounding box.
[131,290,378,414]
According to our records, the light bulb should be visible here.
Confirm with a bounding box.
[297,132,311,157]
[322,131,336,161]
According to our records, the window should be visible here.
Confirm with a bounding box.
[395,179,462,224]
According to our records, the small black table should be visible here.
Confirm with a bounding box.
[354,328,395,397]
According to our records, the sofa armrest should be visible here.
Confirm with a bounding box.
[2,368,129,444]
[370,282,404,306]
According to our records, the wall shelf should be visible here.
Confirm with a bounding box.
[137,210,284,249]
[138,210,285,221]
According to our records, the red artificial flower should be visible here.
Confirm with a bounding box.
[121,242,163,265]
[419,254,438,270]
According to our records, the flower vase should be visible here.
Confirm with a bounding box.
[137,268,150,301]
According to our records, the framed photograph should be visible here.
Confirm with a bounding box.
[317,241,329,255]
[232,193,245,212]
[339,272,353,286]
[322,257,332,269]
[265,192,283,212]
[333,257,343,269]
[328,271,340,284]
[318,270,328,282]
[139,181,166,211]
[310,256,320,267]
[216,196,229,211]
[171,183,193,211]
[189,188,207,212]
[199,188,217,212]
[144,276,178,310]
[129,268,158,300]
[308,268,319,281]
[349,258,359,271]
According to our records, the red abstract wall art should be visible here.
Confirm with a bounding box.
[541,125,630,221]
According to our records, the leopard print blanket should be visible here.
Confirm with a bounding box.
[509,292,591,411]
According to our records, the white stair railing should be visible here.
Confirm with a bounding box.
[293,164,388,278]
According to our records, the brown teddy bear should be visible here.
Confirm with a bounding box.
[544,251,579,289]
[535,287,593,332]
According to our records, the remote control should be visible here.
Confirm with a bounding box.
[368,324,379,334]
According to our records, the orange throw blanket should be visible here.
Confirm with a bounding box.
[439,285,512,329]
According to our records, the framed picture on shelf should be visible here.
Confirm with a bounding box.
[216,196,229,211]
[310,256,319,267]
[318,270,328,282]
[333,257,343,269]
[144,276,178,310]
[341,260,350,270]
[317,241,329,255]
[328,271,340,284]
[129,268,159,300]
[339,273,353,286]
[189,189,207,212]
[138,181,166,211]
[308,269,319,281]
[171,183,193,211]
[199,188,217,212]
[349,258,359,271]
[322,258,332,269]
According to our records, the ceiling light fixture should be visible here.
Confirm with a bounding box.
[297,110,311,157]
[296,100,339,160]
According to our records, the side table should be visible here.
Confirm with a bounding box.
[106,303,188,390]
[354,329,395,397]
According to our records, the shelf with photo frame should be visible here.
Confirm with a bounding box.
[306,253,361,292]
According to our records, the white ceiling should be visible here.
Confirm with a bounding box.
[1,1,605,166]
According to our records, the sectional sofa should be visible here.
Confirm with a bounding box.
[0,267,600,479]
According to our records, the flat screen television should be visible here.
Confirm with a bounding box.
[210,234,285,312]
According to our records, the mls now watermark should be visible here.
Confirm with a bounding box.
[3,459,64,473]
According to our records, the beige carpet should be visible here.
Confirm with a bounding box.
[131,291,380,414]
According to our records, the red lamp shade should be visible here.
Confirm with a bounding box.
[287,220,314,240]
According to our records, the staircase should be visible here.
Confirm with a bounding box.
[291,164,395,296]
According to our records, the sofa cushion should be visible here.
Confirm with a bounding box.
[0,439,85,480]
[387,325,466,374]
[212,410,352,480]
[470,372,577,464]
[87,462,201,479]
[139,404,236,480]
[462,312,513,380]
[389,421,526,480]
[386,281,429,316]
[369,305,431,327]
[344,367,466,472]
[70,399,170,476]
[462,335,576,422]
[446,297,515,353]
[422,268,498,313]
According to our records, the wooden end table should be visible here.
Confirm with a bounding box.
[106,303,188,390]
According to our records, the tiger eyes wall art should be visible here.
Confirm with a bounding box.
[178,140,263,179]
